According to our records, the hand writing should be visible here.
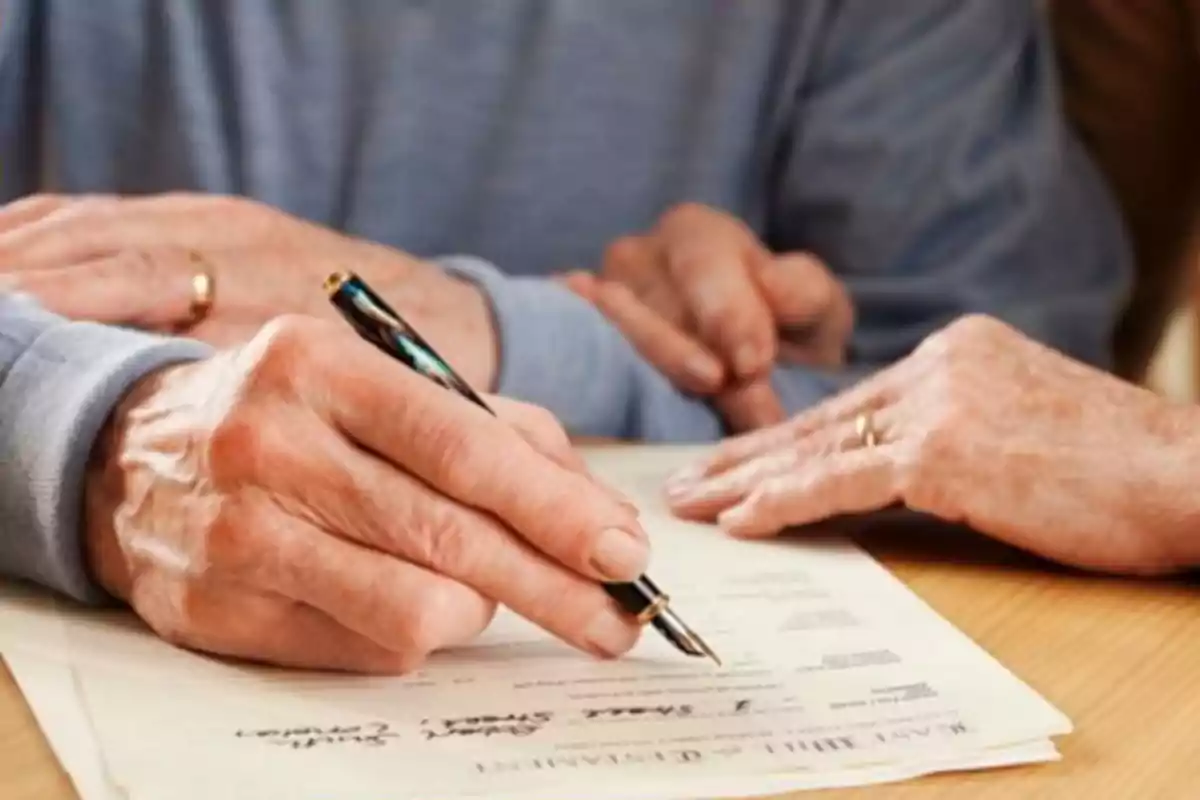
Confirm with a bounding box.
[0,193,498,388]
[84,316,646,673]
[665,315,1200,574]
[563,203,853,432]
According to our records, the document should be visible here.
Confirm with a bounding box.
[0,446,1069,799]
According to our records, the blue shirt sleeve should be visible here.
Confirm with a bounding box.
[438,0,1133,443]
[0,295,211,601]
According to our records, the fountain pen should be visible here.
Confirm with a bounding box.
[324,270,720,666]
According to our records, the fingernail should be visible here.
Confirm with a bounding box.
[583,611,641,658]
[664,480,696,500]
[589,527,650,581]
[666,465,704,490]
[735,345,761,377]
[717,505,759,538]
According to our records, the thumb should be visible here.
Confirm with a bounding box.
[761,253,854,365]
[757,252,837,325]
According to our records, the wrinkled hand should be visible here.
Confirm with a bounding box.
[664,315,1200,575]
[563,203,853,432]
[0,193,497,388]
[84,316,647,673]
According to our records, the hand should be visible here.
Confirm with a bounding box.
[664,315,1200,575]
[0,193,498,388]
[563,203,853,432]
[84,315,648,673]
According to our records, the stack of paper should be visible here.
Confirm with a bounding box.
[0,446,1069,799]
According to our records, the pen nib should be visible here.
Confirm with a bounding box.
[694,634,722,668]
[651,608,722,667]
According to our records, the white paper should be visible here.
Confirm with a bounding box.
[0,446,1069,799]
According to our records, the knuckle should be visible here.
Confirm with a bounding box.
[665,247,709,277]
[420,420,486,493]
[519,404,572,452]
[111,248,158,280]
[206,412,270,487]
[255,313,320,356]
[943,314,1006,350]
[705,300,745,331]
[601,236,649,278]
[904,416,954,493]
[406,503,479,576]
[200,498,264,574]
[242,314,331,389]
[208,412,261,465]
[914,325,953,363]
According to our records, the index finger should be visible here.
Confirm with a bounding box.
[656,206,776,379]
[312,331,650,583]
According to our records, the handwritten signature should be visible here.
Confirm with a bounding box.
[420,712,553,740]
[237,699,754,749]
[235,722,400,750]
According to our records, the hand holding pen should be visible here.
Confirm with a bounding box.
[326,271,720,665]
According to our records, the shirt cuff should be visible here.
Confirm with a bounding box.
[437,256,649,437]
[0,310,212,603]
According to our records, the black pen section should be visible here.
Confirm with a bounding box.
[603,577,667,619]
[605,579,721,665]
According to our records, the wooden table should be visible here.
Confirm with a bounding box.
[2,526,1197,799]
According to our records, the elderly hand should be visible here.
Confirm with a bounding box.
[664,315,1200,575]
[83,315,647,673]
[0,193,498,388]
[563,203,853,432]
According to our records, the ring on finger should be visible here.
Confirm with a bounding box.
[185,250,216,327]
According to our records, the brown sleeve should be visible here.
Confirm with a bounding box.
[1050,0,1200,379]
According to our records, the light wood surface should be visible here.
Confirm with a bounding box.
[1,528,1197,800]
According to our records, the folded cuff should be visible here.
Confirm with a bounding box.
[0,308,211,603]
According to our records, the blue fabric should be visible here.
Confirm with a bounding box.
[0,0,1130,599]
[0,295,211,601]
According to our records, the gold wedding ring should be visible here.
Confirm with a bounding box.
[186,251,215,326]
[855,411,879,448]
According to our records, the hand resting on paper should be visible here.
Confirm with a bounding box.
[83,316,646,672]
[665,315,1200,575]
